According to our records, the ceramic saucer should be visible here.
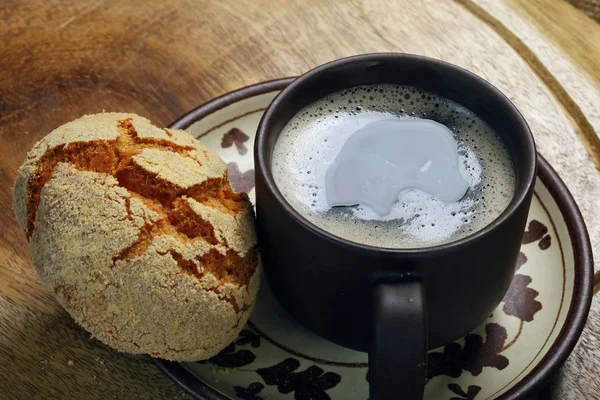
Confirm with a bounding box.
[154,79,593,400]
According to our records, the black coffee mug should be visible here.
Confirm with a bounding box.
[254,53,536,400]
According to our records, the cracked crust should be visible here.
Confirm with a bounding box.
[12,112,259,361]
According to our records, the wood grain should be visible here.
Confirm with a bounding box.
[570,0,600,21]
[0,0,599,399]
[459,0,600,172]
[508,0,600,90]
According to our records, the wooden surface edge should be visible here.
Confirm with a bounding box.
[508,0,600,89]
[455,0,600,174]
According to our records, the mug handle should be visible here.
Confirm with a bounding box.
[370,281,427,400]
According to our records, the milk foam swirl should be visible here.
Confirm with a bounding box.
[272,84,515,249]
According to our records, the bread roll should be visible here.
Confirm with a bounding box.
[12,113,259,361]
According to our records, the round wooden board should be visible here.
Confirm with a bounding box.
[1,1,599,399]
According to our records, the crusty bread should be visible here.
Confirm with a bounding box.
[12,112,259,361]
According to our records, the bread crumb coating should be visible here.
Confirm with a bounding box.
[12,113,259,361]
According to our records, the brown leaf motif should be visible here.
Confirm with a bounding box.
[199,330,258,368]
[202,341,256,368]
[538,234,551,250]
[222,128,250,155]
[257,358,341,400]
[461,324,509,375]
[228,162,255,194]
[427,341,463,379]
[522,220,551,250]
[236,329,261,348]
[516,252,527,270]
[502,274,542,322]
[448,383,482,400]
[427,323,509,379]
[235,382,265,400]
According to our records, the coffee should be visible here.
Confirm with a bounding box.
[272,84,515,248]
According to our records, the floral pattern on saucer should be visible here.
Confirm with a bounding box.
[163,88,576,400]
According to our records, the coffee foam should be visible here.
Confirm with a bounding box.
[272,84,515,249]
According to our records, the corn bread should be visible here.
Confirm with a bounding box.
[12,113,259,361]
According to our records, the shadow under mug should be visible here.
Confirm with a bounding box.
[254,53,536,400]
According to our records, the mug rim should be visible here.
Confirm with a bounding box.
[255,52,537,254]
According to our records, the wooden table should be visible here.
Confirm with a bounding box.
[1,0,599,399]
